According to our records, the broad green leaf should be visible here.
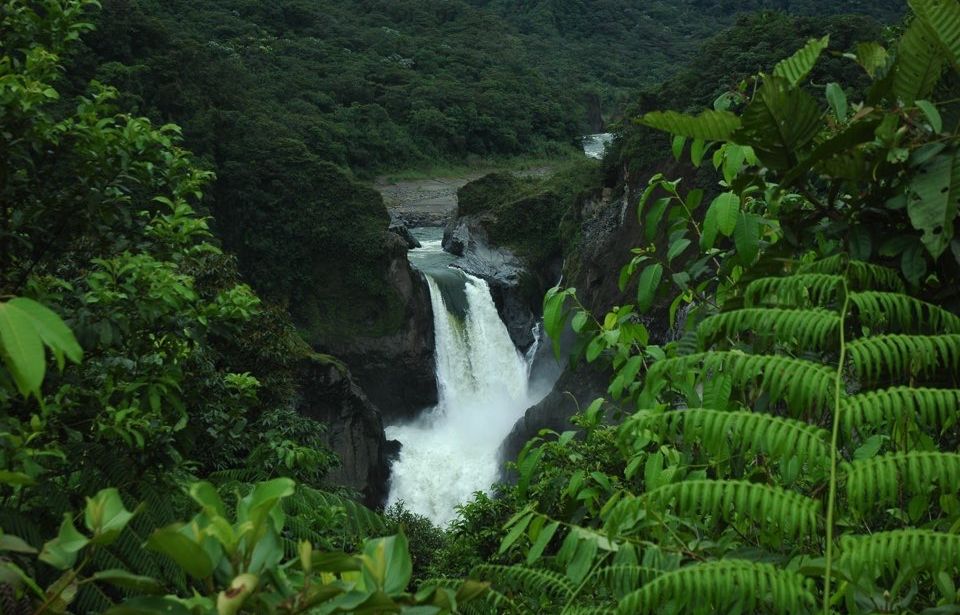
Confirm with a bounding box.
[825,83,847,120]
[240,478,295,544]
[189,482,227,518]
[0,471,35,486]
[0,534,37,554]
[916,99,943,133]
[893,18,944,105]
[644,197,671,242]
[91,570,163,594]
[39,514,89,570]
[910,0,960,69]
[527,521,559,564]
[712,192,740,237]
[85,488,137,545]
[667,238,691,264]
[901,241,928,285]
[671,135,686,161]
[855,42,889,78]
[361,534,412,595]
[734,213,761,264]
[311,551,362,573]
[773,36,829,85]
[500,511,533,555]
[636,264,663,312]
[565,538,598,584]
[908,151,960,258]
[639,109,741,141]
[0,300,46,396]
[8,298,82,369]
[733,77,821,169]
[701,201,719,250]
[543,288,569,357]
[690,139,707,167]
[146,525,215,579]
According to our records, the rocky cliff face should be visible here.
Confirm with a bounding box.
[442,215,542,351]
[327,232,437,423]
[295,357,399,507]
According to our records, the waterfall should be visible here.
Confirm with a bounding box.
[386,266,534,525]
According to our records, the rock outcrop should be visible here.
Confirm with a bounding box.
[442,215,540,351]
[295,357,399,507]
[329,232,437,422]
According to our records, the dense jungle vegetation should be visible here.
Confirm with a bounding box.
[3,0,960,613]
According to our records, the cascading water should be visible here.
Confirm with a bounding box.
[386,228,543,525]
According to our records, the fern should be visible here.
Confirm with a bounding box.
[798,256,905,292]
[847,334,960,384]
[698,308,840,350]
[471,564,575,603]
[627,408,829,467]
[838,529,960,578]
[648,352,835,416]
[645,480,821,539]
[844,451,960,511]
[743,273,843,308]
[841,386,960,434]
[850,291,960,334]
[616,560,816,615]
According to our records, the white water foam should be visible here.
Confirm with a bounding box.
[386,272,534,525]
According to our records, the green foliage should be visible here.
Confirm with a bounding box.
[488,10,960,613]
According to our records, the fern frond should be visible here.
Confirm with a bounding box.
[471,564,575,602]
[698,308,840,350]
[847,334,960,384]
[838,530,960,578]
[289,486,387,538]
[645,480,821,539]
[851,291,960,334]
[648,352,835,415]
[841,386,960,434]
[595,565,662,600]
[845,451,960,511]
[743,274,843,308]
[798,256,905,292]
[628,409,829,467]
[615,560,816,614]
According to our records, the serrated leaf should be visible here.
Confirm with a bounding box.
[640,109,741,141]
[773,36,830,85]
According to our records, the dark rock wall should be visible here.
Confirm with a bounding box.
[326,232,437,422]
[295,358,397,507]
